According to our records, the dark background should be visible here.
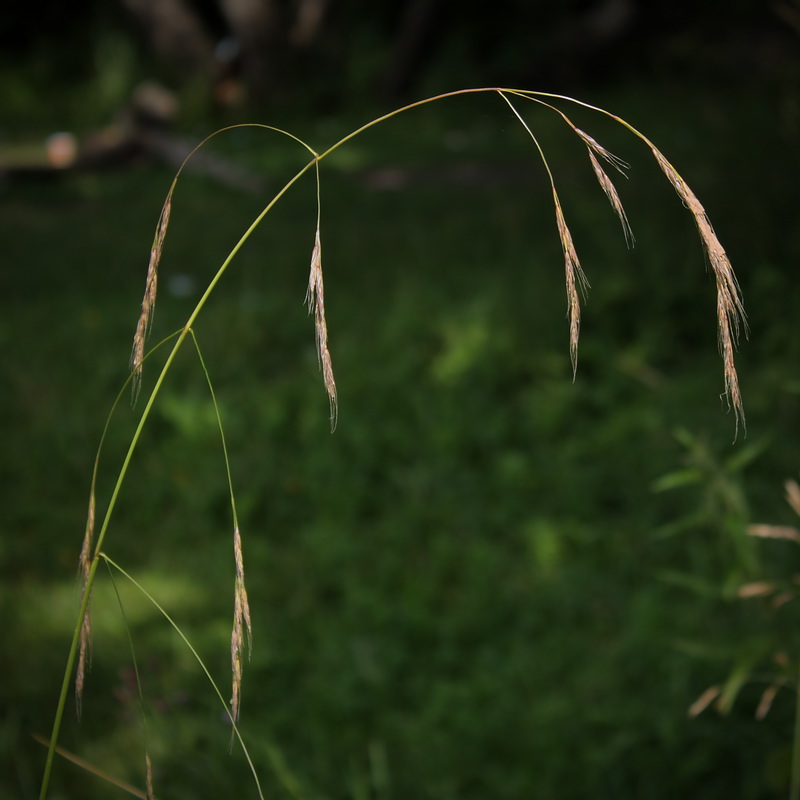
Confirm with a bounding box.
[2,0,797,121]
[3,2,800,799]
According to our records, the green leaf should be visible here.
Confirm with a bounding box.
[724,436,771,473]
[651,468,704,492]
[656,570,723,598]
[651,510,708,540]
[717,641,773,715]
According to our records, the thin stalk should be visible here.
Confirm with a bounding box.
[189,330,239,528]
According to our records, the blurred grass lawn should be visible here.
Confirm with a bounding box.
[2,82,800,799]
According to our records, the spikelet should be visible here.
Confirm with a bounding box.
[306,227,338,429]
[553,192,589,378]
[145,752,155,800]
[131,192,173,400]
[574,128,634,246]
[230,525,251,722]
[650,147,747,434]
[75,487,95,711]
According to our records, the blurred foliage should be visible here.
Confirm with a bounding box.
[1,77,799,799]
[655,435,800,796]
[1,0,799,130]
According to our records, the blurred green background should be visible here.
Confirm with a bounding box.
[3,2,800,798]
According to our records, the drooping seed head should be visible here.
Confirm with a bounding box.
[75,487,95,712]
[651,147,747,435]
[585,148,634,246]
[230,525,251,722]
[131,193,173,399]
[553,192,589,378]
[306,227,338,429]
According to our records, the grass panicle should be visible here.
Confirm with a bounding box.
[231,525,252,723]
[75,488,95,713]
[498,91,591,378]
[649,146,747,435]
[508,89,745,429]
[513,91,634,246]
[41,88,748,800]
[578,132,634,246]
[306,224,338,429]
[145,750,154,800]
[131,190,173,400]
[553,192,589,378]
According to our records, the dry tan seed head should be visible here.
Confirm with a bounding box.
[650,147,747,434]
[574,128,630,175]
[688,685,721,718]
[230,525,251,722]
[560,122,633,246]
[746,524,800,543]
[145,752,155,800]
[586,149,634,246]
[75,610,91,715]
[553,192,589,377]
[79,488,95,584]
[755,684,779,720]
[75,488,95,711]
[306,227,338,429]
[131,194,172,399]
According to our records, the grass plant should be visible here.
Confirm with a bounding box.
[37,87,749,799]
[675,466,800,799]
